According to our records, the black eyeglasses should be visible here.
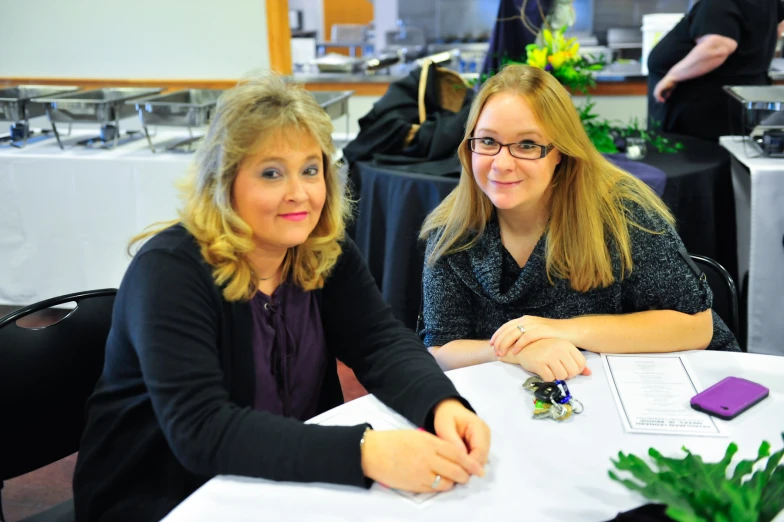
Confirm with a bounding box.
[468,137,555,160]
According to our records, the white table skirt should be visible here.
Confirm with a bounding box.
[0,131,190,306]
[720,137,784,356]
[163,351,784,522]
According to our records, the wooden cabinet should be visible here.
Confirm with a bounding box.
[323,0,373,56]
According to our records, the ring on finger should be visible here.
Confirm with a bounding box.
[431,474,442,489]
[517,324,526,335]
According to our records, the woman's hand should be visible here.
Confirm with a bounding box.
[360,425,486,493]
[432,399,491,468]
[491,315,572,357]
[654,74,678,102]
[501,338,591,381]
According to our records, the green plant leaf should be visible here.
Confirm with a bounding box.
[731,440,771,484]
[610,435,784,522]
[760,467,784,522]
[664,505,709,522]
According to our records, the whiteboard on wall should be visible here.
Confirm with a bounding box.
[0,0,270,80]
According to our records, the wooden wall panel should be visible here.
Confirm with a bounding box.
[323,0,373,56]
[267,0,293,75]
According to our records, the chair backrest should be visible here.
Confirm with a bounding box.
[690,255,741,343]
[0,289,117,481]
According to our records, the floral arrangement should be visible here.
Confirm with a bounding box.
[521,27,604,94]
[475,16,684,155]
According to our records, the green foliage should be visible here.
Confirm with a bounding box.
[609,434,784,522]
[577,100,685,155]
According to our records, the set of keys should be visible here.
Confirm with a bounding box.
[523,376,584,421]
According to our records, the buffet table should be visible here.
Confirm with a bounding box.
[720,137,784,356]
[0,132,187,305]
[162,351,784,522]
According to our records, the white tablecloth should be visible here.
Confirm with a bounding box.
[0,132,189,306]
[720,137,784,356]
[163,351,784,522]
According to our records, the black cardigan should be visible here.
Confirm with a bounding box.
[73,225,467,522]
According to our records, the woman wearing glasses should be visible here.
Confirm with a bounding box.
[419,64,739,379]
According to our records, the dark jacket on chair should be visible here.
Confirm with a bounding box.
[73,224,467,522]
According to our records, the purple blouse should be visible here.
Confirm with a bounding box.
[249,283,328,420]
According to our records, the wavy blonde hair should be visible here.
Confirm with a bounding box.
[130,73,351,301]
[420,64,674,292]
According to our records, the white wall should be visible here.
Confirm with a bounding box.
[372,0,398,53]
[571,95,647,124]
[0,0,270,79]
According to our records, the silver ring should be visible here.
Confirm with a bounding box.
[430,474,442,489]
[517,324,526,335]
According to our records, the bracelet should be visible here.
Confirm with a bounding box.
[359,426,372,448]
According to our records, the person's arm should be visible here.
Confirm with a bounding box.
[126,250,370,487]
[492,309,712,356]
[494,204,716,357]
[428,340,498,371]
[321,238,491,473]
[669,34,737,80]
[418,237,496,371]
[654,34,738,101]
[321,238,471,428]
[655,0,744,102]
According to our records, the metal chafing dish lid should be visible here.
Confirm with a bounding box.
[0,85,81,102]
[724,86,784,110]
[34,87,163,103]
[130,89,224,107]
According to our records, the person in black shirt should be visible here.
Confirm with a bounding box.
[647,0,784,141]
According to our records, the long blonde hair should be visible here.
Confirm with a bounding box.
[420,64,673,292]
[130,73,351,301]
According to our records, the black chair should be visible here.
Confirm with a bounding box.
[690,255,742,350]
[0,289,117,522]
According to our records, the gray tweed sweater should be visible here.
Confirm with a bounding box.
[421,201,739,352]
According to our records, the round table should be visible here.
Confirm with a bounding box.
[162,351,784,522]
[349,136,737,331]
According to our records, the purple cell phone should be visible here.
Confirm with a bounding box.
[690,377,769,420]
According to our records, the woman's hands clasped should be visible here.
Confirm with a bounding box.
[360,399,490,493]
[500,338,591,381]
[491,316,592,380]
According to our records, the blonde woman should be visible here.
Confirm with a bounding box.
[73,74,489,522]
[419,64,739,378]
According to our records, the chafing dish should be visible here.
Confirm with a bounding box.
[312,53,367,73]
[0,85,80,147]
[312,91,351,121]
[311,90,353,141]
[35,87,163,149]
[129,89,224,153]
[725,85,784,157]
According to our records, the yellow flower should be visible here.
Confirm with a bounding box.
[527,47,549,69]
[542,29,553,49]
[566,41,580,58]
[548,51,567,69]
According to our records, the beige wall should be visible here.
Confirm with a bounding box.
[1,0,270,80]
